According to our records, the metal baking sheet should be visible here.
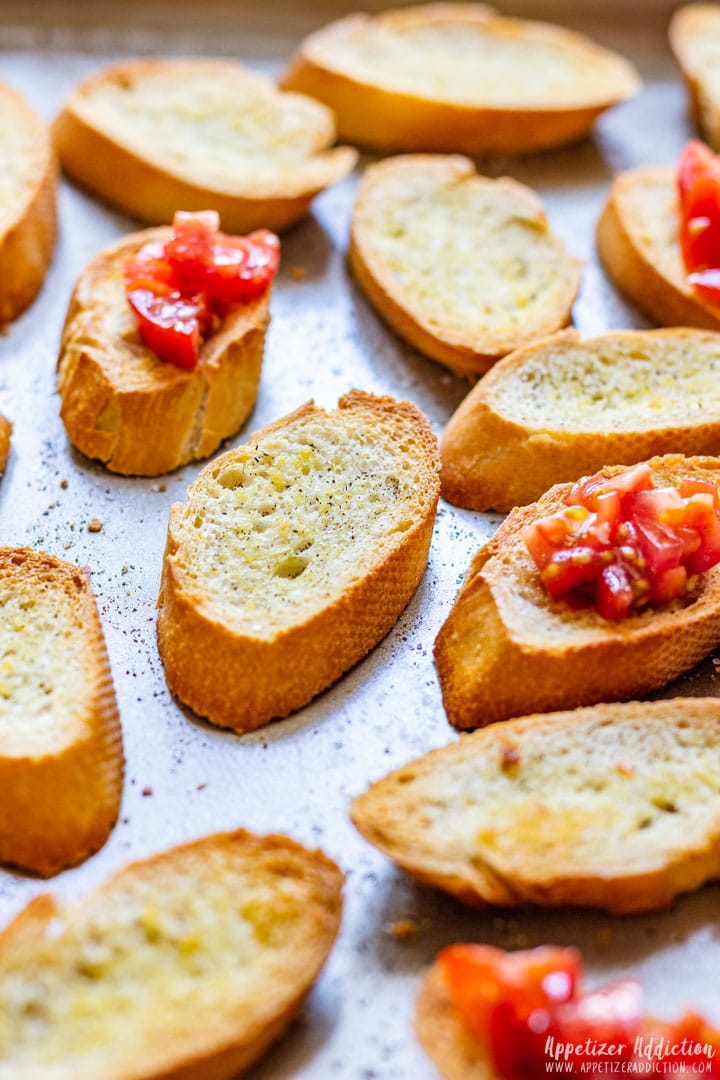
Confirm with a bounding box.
[0,3,719,1077]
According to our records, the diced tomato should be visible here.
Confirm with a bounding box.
[680,477,720,505]
[549,980,643,1073]
[124,211,279,368]
[677,141,720,303]
[595,560,636,620]
[540,547,608,599]
[657,1012,720,1077]
[567,463,653,511]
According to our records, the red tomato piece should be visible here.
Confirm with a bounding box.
[678,141,720,276]
[549,980,643,1074]
[680,477,720,506]
[126,287,209,371]
[567,463,653,511]
[202,229,281,309]
[540,547,609,599]
[595,560,637,620]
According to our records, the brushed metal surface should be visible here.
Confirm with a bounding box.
[0,7,718,1078]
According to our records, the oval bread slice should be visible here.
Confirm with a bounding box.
[352,698,720,914]
[435,455,720,730]
[0,81,57,325]
[0,548,123,877]
[281,3,640,155]
[52,59,357,233]
[58,227,271,476]
[597,165,720,330]
[157,390,440,732]
[670,4,720,151]
[350,155,581,378]
[441,328,720,511]
[0,829,343,1079]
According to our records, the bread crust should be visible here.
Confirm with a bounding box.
[0,416,12,477]
[157,390,440,732]
[0,548,123,877]
[352,698,720,914]
[0,82,57,325]
[0,830,343,1079]
[282,4,640,155]
[435,456,720,730]
[58,227,270,476]
[597,166,720,329]
[669,4,720,151]
[441,328,720,511]
[415,965,493,1080]
[52,58,357,233]
[349,155,581,378]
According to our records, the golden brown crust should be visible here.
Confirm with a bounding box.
[597,167,720,330]
[415,965,494,1080]
[435,456,720,730]
[669,4,720,151]
[0,83,57,325]
[440,328,720,511]
[282,4,640,155]
[349,156,581,378]
[58,227,270,476]
[157,390,440,732]
[0,548,123,877]
[0,416,12,477]
[52,58,357,233]
[0,830,343,1079]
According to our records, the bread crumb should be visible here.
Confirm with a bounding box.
[151,483,167,492]
[141,786,153,797]
[291,265,307,281]
[389,918,419,940]
[87,519,103,533]
[60,478,68,489]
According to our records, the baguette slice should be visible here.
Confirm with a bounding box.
[0,548,123,876]
[597,165,720,330]
[441,328,720,511]
[157,390,440,732]
[282,3,640,155]
[58,227,270,476]
[352,698,720,914]
[349,155,581,378]
[52,59,357,233]
[0,82,57,324]
[0,829,343,1080]
[416,964,492,1080]
[670,4,720,151]
[435,455,720,730]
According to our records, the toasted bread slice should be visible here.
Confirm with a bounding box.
[58,227,270,476]
[281,3,640,155]
[0,416,11,477]
[349,155,581,378]
[441,328,720,511]
[0,81,57,325]
[416,965,491,1080]
[52,59,357,234]
[0,548,123,877]
[0,829,343,1079]
[435,455,720,730]
[670,4,720,151]
[157,390,440,732]
[352,698,720,914]
[597,165,720,329]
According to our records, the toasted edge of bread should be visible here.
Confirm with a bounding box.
[434,455,720,730]
[415,964,492,1080]
[281,3,640,155]
[0,548,123,877]
[0,829,343,1079]
[52,58,357,233]
[596,166,720,330]
[670,4,720,151]
[440,328,720,511]
[349,155,581,378]
[0,82,57,325]
[57,226,270,476]
[351,698,720,914]
[0,416,11,477]
[157,390,440,732]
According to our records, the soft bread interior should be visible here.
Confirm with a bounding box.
[353,160,579,352]
[174,401,435,637]
[72,63,351,194]
[311,6,637,107]
[489,331,720,430]
[0,86,50,235]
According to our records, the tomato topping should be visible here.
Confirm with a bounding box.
[523,465,720,620]
[124,211,279,369]
[440,945,719,1080]
[678,140,720,306]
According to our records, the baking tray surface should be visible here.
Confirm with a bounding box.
[0,6,719,1079]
